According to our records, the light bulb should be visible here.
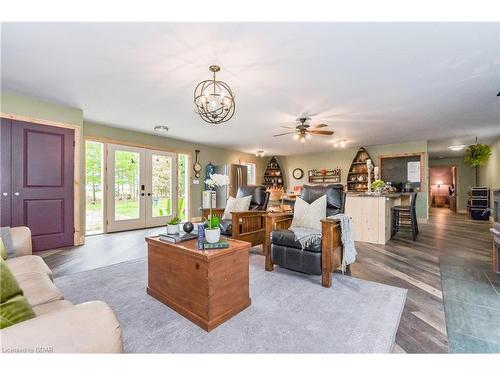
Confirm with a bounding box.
[340,140,346,148]
[294,134,299,140]
[300,137,306,144]
[334,142,339,148]
[306,133,311,139]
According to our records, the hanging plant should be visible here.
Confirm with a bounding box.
[464,143,492,167]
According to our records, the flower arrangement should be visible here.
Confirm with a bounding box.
[370,179,386,191]
[204,173,230,236]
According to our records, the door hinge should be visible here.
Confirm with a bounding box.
[73,140,76,147]
[73,227,76,233]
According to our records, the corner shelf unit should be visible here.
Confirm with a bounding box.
[347,147,375,192]
[263,156,284,189]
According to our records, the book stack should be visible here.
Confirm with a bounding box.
[159,232,197,243]
[203,240,229,249]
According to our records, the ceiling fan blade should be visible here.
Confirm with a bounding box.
[280,125,296,129]
[313,123,328,129]
[273,132,296,137]
[309,130,334,136]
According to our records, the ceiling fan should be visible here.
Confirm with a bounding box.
[273,117,334,143]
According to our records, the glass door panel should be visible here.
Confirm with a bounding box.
[106,144,146,232]
[145,150,177,227]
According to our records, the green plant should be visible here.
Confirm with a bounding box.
[464,143,491,167]
[371,179,386,190]
[205,216,220,230]
[167,215,181,225]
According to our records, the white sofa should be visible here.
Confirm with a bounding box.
[1,227,123,353]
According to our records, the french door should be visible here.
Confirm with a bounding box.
[106,144,177,232]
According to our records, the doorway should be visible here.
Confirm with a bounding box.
[429,166,457,212]
[106,144,178,232]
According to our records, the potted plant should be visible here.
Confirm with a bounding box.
[204,173,230,243]
[464,142,492,185]
[167,215,182,235]
[370,179,386,195]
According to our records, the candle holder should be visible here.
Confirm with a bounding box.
[366,159,373,193]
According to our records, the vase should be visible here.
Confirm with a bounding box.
[167,224,179,235]
[205,227,220,244]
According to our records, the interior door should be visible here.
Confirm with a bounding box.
[10,120,75,251]
[1,119,12,227]
[145,150,177,227]
[106,144,146,232]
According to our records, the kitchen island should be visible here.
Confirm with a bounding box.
[345,192,403,244]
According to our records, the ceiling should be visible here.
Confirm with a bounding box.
[1,22,499,156]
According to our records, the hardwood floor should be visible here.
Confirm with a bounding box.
[40,208,497,353]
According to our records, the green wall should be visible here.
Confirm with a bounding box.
[429,157,476,213]
[276,140,429,219]
[479,136,500,214]
[84,121,265,219]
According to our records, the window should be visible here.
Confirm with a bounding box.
[242,162,256,185]
[85,140,104,234]
[178,154,190,221]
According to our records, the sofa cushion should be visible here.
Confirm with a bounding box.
[0,227,15,258]
[7,255,53,280]
[271,230,322,252]
[300,184,345,216]
[0,258,36,329]
[32,300,74,316]
[16,272,64,307]
[1,238,7,260]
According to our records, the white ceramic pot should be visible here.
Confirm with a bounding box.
[205,227,221,244]
[167,224,179,235]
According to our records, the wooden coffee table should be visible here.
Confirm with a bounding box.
[145,237,252,331]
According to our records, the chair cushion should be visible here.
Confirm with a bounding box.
[16,273,64,307]
[271,244,322,275]
[7,255,53,280]
[291,195,326,231]
[271,230,322,252]
[219,219,233,236]
[300,184,345,216]
[222,195,252,220]
[237,185,268,210]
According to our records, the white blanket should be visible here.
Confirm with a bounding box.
[290,213,357,273]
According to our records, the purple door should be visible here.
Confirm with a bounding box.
[9,120,75,251]
[1,119,12,226]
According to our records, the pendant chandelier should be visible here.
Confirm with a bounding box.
[194,65,235,124]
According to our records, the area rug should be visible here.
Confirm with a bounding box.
[54,254,406,353]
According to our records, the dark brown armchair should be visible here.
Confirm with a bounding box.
[263,184,346,287]
[201,185,270,246]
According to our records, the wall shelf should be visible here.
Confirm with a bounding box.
[263,156,284,189]
[347,147,374,192]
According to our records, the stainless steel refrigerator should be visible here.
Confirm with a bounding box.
[213,164,248,208]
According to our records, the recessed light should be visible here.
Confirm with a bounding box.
[154,125,169,133]
[447,144,466,151]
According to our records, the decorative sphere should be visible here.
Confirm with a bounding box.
[183,222,194,233]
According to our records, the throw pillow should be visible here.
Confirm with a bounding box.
[0,227,15,257]
[291,195,327,231]
[0,238,7,260]
[0,257,36,329]
[222,195,252,220]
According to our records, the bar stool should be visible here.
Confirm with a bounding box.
[391,192,419,241]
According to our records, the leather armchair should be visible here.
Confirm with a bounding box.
[201,185,270,246]
[263,184,346,287]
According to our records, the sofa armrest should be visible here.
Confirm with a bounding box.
[10,227,32,257]
[0,301,123,353]
[263,213,294,271]
[321,218,343,287]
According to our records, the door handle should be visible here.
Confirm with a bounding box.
[147,193,152,196]
[141,193,145,196]
[14,192,20,196]
[2,192,7,196]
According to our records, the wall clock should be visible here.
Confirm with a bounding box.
[193,150,202,178]
[292,168,304,179]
